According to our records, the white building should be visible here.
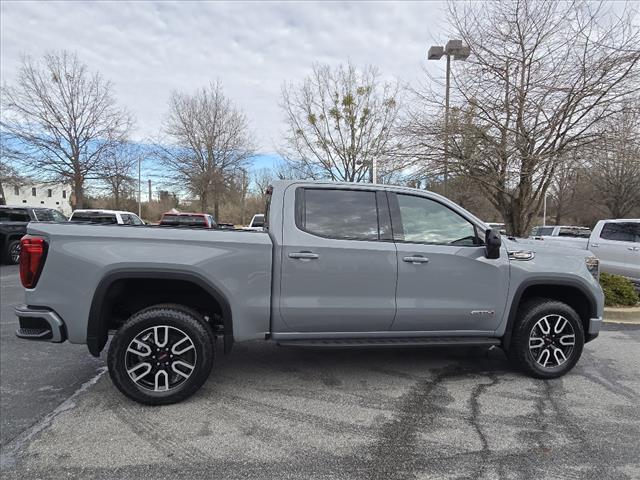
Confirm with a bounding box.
[2,182,73,216]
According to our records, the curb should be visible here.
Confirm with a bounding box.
[604,306,640,324]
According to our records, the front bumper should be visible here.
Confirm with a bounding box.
[14,305,66,343]
[586,316,602,342]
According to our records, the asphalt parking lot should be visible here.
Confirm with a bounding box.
[1,265,639,479]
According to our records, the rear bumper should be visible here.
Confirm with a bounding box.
[586,316,602,342]
[14,305,66,343]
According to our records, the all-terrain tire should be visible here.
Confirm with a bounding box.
[108,305,214,405]
[4,239,20,265]
[508,298,584,379]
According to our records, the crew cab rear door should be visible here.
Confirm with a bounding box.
[276,185,397,333]
[591,221,640,279]
[388,191,509,333]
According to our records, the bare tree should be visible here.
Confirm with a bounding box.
[1,51,131,208]
[100,141,143,210]
[160,81,254,217]
[281,62,405,183]
[407,0,640,235]
[0,162,24,206]
[589,104,640,218]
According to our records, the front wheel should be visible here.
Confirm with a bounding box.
[107,305,214,405]
[508,298,585,379]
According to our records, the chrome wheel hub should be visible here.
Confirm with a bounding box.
[10,243,20,263]
[529,314,575,368]
[125,325,197,392]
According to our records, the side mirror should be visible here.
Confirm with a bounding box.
[485,228,502,259]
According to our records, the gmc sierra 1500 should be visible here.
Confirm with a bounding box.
[15,181,604,404]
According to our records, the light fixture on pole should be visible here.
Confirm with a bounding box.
[427,39,470,197]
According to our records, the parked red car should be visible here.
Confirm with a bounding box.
[158,212,217,228]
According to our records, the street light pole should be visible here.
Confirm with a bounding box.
[443,53,451,197]
[428,39,470,198]
[137,155,142,218]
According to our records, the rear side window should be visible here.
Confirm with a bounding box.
[558,227,591,238]
[532,227,554,236]
[33,209,54,221]
[0,209,30,222]
[160,215,207,227]
[70,212,118,224]
[297,188,379,241]
[251,214,265,227]
[600,222,640,243]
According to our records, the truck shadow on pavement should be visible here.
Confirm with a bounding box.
[4,338,640,480]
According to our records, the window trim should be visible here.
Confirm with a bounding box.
[388,192,484,247]
[294,186,385,242]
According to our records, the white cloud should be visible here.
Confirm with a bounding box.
[1,1,451,151]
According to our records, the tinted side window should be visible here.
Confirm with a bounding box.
[33,209,54,221]
[298,189,379,241]
[70,213,118,224]
[120,214,132,225]
[50,210,68,222]
[394,194,477,246]
[600,222,639,242]
[0,209,30,222]
[534,227,554,236]
[558,227,591,238]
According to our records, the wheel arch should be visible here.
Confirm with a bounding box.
[87,269,233,357]
[502,278,597,350]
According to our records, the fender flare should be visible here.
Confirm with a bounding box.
[87,269,233,357]
[501,277,598,350]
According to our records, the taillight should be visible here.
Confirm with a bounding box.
[19,235,48,289]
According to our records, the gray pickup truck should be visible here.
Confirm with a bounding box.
[15,181,604,405]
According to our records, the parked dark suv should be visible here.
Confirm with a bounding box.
[0,206,67,264]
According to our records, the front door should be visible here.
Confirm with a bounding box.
[389,192,509,333]
[278,186,397,333]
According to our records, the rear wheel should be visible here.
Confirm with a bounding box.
[508,298,584,379]
[4,240,20,265]
[107,305,214,405]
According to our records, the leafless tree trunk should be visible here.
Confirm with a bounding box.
[590,103,640,218]
[406,0,640,236]
[160,81,254,219]
[281,62,406,183]
[100,141,143,210]
[1,51,131,208]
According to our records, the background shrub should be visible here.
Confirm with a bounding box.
[600,273,640,307]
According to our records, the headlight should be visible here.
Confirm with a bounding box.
[586,256,599,280]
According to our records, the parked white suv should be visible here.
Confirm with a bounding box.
[69,209,144,225]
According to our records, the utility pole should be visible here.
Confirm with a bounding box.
[148,179,152,203]
[427,39,470,197]
[137,156,141,217]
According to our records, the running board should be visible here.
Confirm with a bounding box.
[276,337,501,349]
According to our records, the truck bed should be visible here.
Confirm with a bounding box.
[24,222,274,343]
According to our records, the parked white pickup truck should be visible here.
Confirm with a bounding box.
[531,219,640,282]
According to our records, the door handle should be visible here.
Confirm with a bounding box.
[403,256,429,264]
[590,243,599,248]
[628,247,639,251]
[288,252,319,260]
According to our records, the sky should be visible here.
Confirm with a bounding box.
[1,1,451,172]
